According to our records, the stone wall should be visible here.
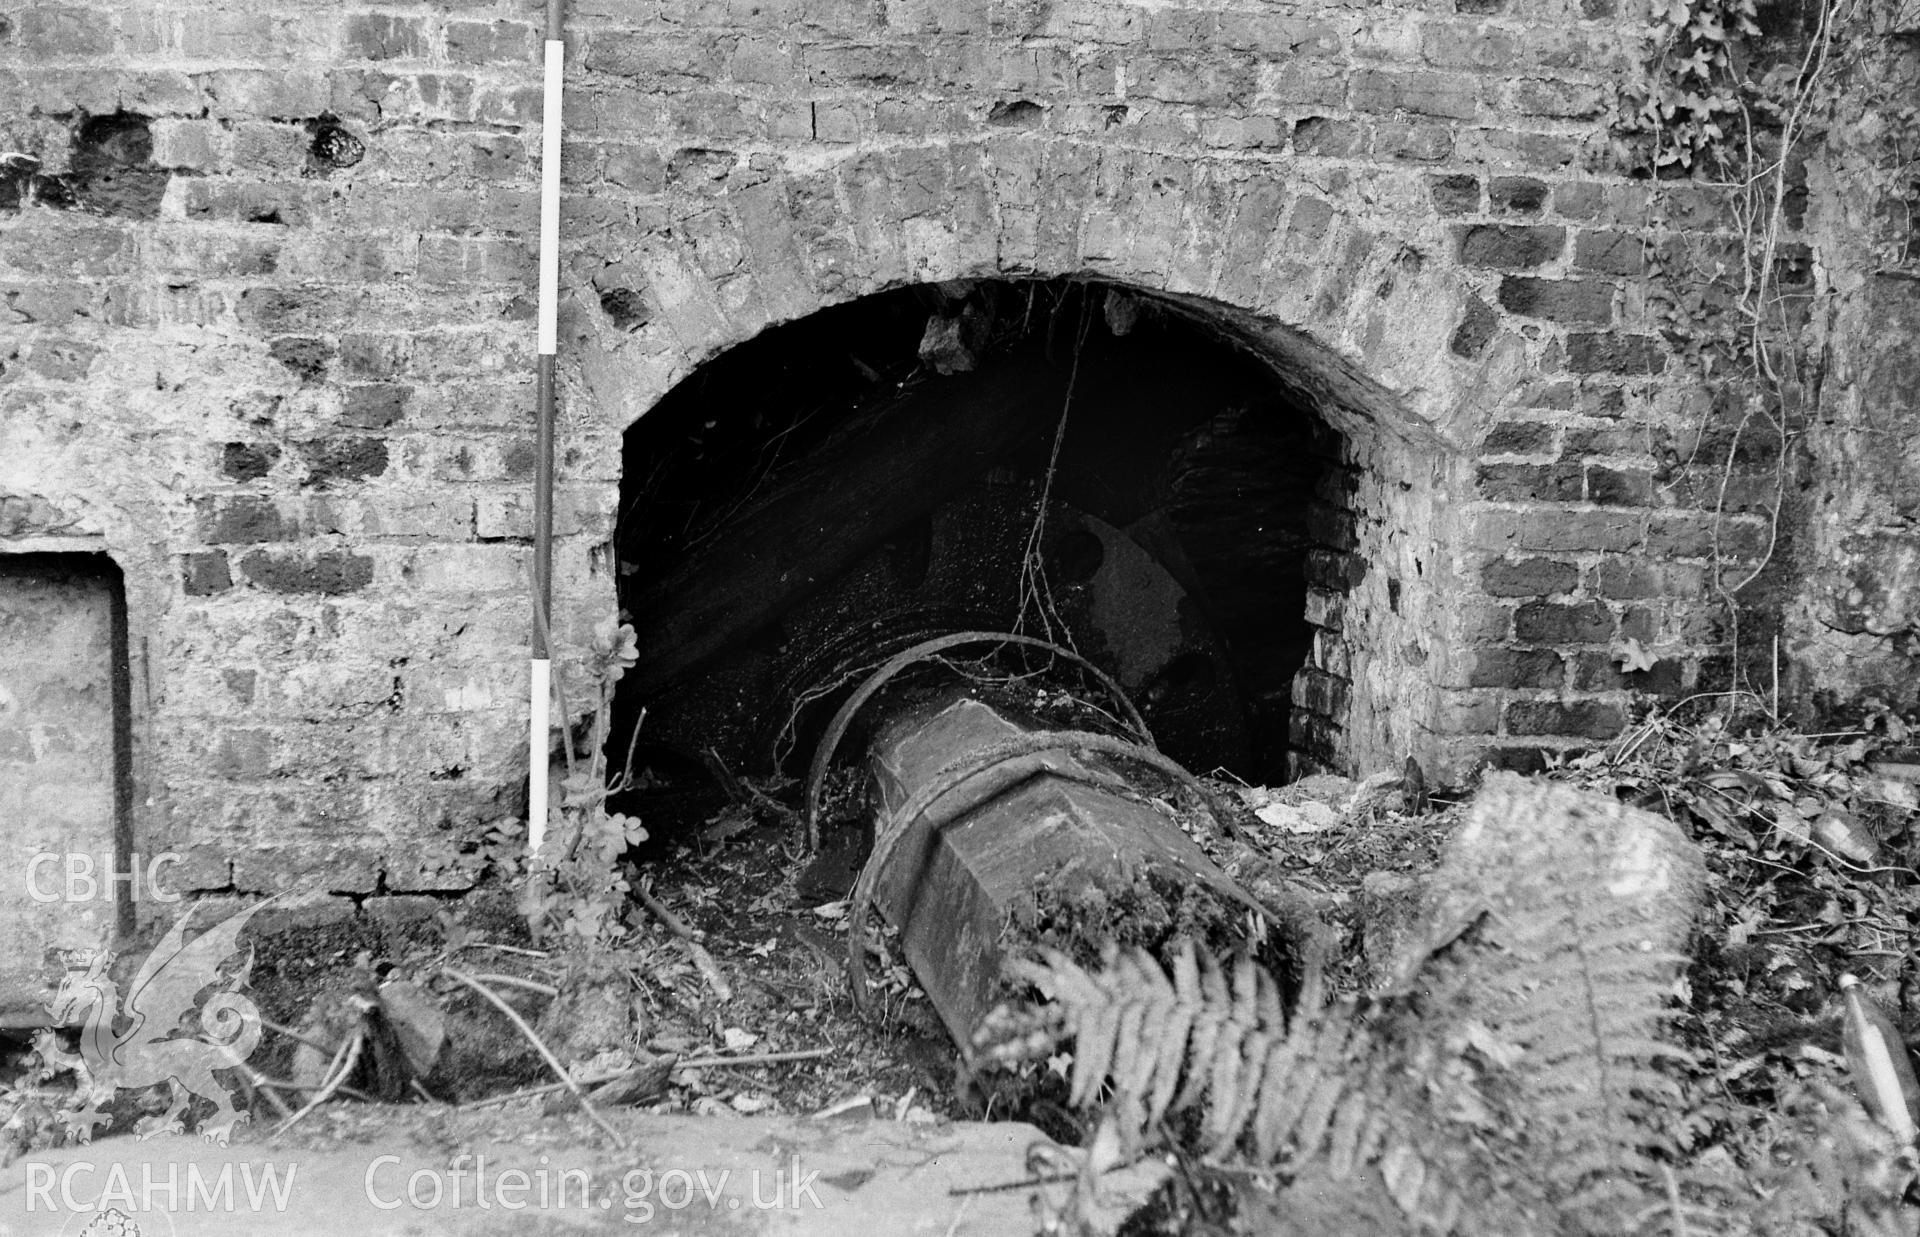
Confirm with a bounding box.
[0,555,123,1017]
[0,0,1783,908]
[1787,17,1920,722]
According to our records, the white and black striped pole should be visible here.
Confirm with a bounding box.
[529,0,564,854]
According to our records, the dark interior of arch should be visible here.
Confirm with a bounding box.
[609,277,1344,842]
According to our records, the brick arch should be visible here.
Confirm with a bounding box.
[574,136,1501,453]
[568,136,1501,779]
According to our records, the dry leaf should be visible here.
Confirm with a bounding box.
[1612,637,1658,673]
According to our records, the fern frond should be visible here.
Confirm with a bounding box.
[975,775,1720,1236]
[1624,1162,1749,1237]
[1400,774,1707,1234]
[976,939,1487,1233]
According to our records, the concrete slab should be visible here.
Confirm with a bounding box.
[0,1108,1164,1236]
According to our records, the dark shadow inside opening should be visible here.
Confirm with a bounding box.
[610,278,1348,844]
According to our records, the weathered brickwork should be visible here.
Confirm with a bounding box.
[0,0,1808,900]
[1786,23,1920,720]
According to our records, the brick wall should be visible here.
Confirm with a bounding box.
[0,0,1787,904]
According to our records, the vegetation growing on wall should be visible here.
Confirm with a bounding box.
[1615,0,1920,718]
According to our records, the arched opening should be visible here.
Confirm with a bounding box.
[608,277,1361,844]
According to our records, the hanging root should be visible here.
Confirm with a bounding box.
[1013,289,1092,646]
[634,883,731,1003]
[269,1028,365,1142]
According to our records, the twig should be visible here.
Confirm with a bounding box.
[678,943,732,1003]
[459,1071,632,1110]
[259,1017,351,1061]
[634,883,731,1002]
[607,705,649,795]
[810,1095,874,1119]
[270,1028,364,1141]
[248,1072,374,1103]
[681,1046,833,1069]
[704,747,799,826]
[442,967,628,1148]
[466,972,560,998]
[702,746,749,803]
[457,1046,833,1112]
[949,1172,1078,1196]
[239,1065,295,1120]
[458,941,551,958]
